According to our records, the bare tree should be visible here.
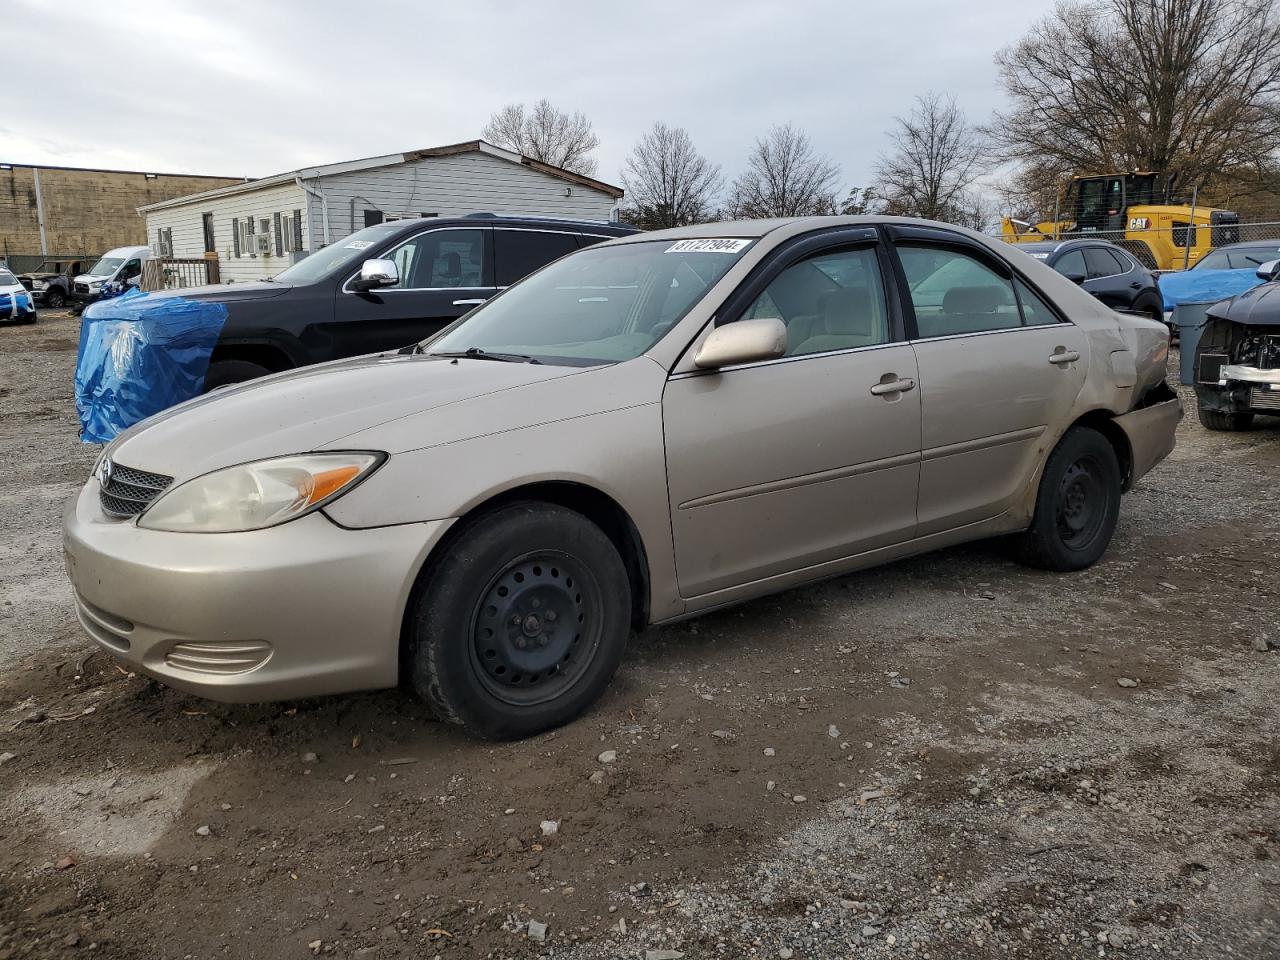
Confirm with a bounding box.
[874,93,986,226]
[727,124,841,218]
[482,99,601,177]
[992,0,1280,201]
[620,123,723,229]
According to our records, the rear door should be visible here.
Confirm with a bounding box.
[890,226,1088,535]
[330,226,494,356]
[1082,246,1133,309]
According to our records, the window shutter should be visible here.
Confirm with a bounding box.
[293,209,303,251]
[273,212,283,256]
[232,218,241,257]
[247,216,255,257]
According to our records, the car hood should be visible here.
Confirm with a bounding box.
[1206,281,1280,326]
[18,272,59,281]
[1159,267,1262,311]
[134,281,295,303]
[107,354,586,480]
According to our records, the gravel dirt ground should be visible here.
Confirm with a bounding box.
[1,310,1278,960]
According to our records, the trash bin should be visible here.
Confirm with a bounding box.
[1171,301,1215,385]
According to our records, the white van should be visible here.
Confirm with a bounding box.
[72,245,151,303]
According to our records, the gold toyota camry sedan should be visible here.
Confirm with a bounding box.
[64,217,1182,738]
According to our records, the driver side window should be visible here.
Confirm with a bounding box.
[739,246,889,356]
[380,229,488,290]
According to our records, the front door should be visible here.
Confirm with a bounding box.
[891,234,1089,535]
[663,238,922,599]
[330,226,495,356]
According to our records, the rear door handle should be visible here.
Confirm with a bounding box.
[870,377,916,396]
[1048,350,1081,365]
[453,298,486,306]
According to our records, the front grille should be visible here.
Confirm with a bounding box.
[75,282,89,294]
[99,463,173,518]
[1250,387,1280,411]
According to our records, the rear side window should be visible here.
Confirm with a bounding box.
[1085,247,1122,279]
[898,246,1021,337]
[1014,278,1060,326]
[495,230,579,286]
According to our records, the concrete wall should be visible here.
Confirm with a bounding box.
[0,165,243,263]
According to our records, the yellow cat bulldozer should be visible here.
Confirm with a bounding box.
[1001,172,1239,271]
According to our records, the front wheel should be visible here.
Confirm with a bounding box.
[1015,426,1121,571]
[1197,405,1253,431]
[202,359,271,392]
[44,289,66,309]
[407,502,631,740]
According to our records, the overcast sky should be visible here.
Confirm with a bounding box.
[9,0,1051,194]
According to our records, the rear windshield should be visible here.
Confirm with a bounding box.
[1194,245,1280,270]
[426,238,753,365]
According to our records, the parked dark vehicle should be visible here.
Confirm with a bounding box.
[17,259,86,309]
[131,215,636,390]
[1192,259,1280,430]
[1016,239,1163,321]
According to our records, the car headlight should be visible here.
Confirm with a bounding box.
[33,280,46,289]
[88,280,102,289]
[137,453,384,533]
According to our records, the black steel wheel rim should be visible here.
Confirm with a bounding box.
[469,551,602,706]
[1056,455,1107,550]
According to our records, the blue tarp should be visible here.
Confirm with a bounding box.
[74,288,227,444]
[1159,267,1263,312]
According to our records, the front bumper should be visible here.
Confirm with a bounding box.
[62,480,453,702]
[1199,365,1280,415]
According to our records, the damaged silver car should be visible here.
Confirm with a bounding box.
[64,216,1182,739]
[1192,260,1280,430]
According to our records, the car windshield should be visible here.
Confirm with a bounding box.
[424,238,754,366]
[0,270,17,286]
[86,257,124,277]
[272,224,402,284]
[1193,245,1280,270]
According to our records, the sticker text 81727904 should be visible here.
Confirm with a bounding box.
[664,239,752,254]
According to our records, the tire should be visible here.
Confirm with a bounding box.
[201,359,271,392]
[44,288,66,309]
[1015,426,1122,572]
[1197,405,1253,431]
[407,502,631,740]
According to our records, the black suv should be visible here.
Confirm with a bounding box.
[1016,239,1163,321]
[145,214,636,389]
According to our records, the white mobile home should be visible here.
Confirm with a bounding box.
[138,140,624,283]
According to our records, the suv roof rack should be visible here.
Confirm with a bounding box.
[461,211,622,227]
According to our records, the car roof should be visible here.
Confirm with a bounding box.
[1210,239,1280,251]
[373,214,636,236]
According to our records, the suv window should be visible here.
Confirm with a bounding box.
[898,246,1021,337]
[741,246,888,356]
[1053,249,1086,279]
[495,230,579,286]
[1085,247,1123,279]
[383,229,488,289]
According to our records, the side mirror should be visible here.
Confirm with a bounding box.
[694,317,787,369]
[1062,269,1087,285]
[353,258,399,291]
[1256,259,1280,281]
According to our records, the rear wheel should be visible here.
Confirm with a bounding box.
[202,359,271,392]
[1197,405,1253,431]
[1015,427,1121,571]
[407,502,631,740]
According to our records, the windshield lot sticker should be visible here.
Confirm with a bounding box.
[343,240,376,250]
[665,239,751,254]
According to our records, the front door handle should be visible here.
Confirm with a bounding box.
[453,298,487,306]
[1048,350,1081,365]
[869,377,916,396]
